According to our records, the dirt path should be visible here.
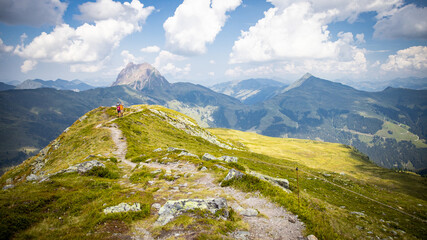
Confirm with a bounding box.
[107,121,305,239]
[108,123,136,169]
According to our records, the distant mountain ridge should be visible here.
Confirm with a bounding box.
[211,78,287,104]
[16,79,95,91]
[1,63,426,175]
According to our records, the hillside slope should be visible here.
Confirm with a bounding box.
[1,105,426,239]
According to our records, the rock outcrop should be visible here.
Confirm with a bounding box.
[103,203,141,214]
[223,169,245,181]
[250,171,289,189]
[156,198,228,226]
[202,153,218,161]
[112,62,170,91]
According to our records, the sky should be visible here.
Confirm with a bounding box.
[0,0,426,87]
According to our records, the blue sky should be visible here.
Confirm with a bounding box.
[0,0,426,87]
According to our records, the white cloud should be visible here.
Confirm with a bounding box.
[267,0,402,23]
[141,45,160,53]
[356,33,365,44]
[121,50,142,64]
[163,0,241,55]
[374,4,427,39]
[13,0,154,73]
[76,0,153,24]
[0,38,13,53]
[208,72,215,76]
[0,0,68,26]
[153,50,191,77]
[21,60,37,73]
[381,46,427,72]
[209,60,216,64]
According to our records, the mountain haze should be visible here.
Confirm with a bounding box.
[16,79,94,91]
[211,78,286,105]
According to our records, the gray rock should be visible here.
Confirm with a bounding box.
[223,169,245,181]
[307,235,318,240]
[214,164,227,170]
[250,171,289,189]
[178,151,199,158]
[103,202,141,214]
[220,156,238,163]
[5,178,12,184]
[74,160,105,173]
[152,203,161,209]
[200,166,208,171]
[288,216,296,223]
[167,147,184,152]
[2,184,14,190]
[26,174,40,182]
[202,153,217,161]
[240,208,258,217]
[351,211,366,217]
[151,169,162,174]
[156,198,228,225]
[153,148,163,152]
[323,173,331,177]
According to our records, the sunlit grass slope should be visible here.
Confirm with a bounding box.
[1,105,426,240]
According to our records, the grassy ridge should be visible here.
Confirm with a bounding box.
[1,105,426,239]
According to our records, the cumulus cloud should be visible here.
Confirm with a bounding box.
[228,1,373,79]
[13,0,154,73]
[21,60,37,73]
[163,0,241,55]
[381,46,427,72]
[0,0,68,26]
[141,45,160,53]
[0,38,13,53]
[374,4,427,39]
[153,50,191,77]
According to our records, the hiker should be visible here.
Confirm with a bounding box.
[119,102,124,117]
[116,102,121,117]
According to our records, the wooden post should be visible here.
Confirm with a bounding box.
[296,167,300,210]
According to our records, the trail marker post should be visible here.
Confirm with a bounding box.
[296,167,300,209]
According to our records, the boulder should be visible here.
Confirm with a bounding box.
[156,198,228,226]
[103,202,141,214]
[202,153,218,161]
[74,160,105,173]
[153,148,163,152]
[167,147,185,152]
[223,169,245,181]
[200,166,208,171]
[220,156,238,163]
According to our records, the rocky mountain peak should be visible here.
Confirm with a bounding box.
[112,62,170,91]
[281,72,314,93]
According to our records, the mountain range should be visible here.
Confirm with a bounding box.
[0,63,426,175]
[5,79,95,92]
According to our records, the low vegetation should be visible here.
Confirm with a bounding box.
[1,105,426,239]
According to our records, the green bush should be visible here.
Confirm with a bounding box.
[85,167,119,179]
[227,162,245,172]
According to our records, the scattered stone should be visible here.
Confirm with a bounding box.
[152,203,161,209]
[148,181,155,185]
[103,203,141,214]
[200,166,208,171]
[323,173,331,177]
[220,156,238,163]
[214,164,227,170]
[340,206,346,209]
[288,216,297,223]
[223,169,245,182]
[179,183,188,188]
[145,159,152,163]
[178,151,199,158]
[69,160,105,174]
[156,198,228,226]
[232,231,250,240]
[417,204,423,207]
[2,184,14,190]
[351,211,366,217]
[240,208,258,217]
[153,148,163,152]
[307,235,318,240]
[26,174,40,182]
[202,153,218,161]
[151,170,162,174]
[39,177,51,183]
[356,225,363,230]
[172,186,179,191]
[78,115,87,122]
[5,178,12,184]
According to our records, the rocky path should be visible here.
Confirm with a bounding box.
[107,120,305,239]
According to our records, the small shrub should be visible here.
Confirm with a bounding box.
[109,157,118,163]
[85,167,119,179]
